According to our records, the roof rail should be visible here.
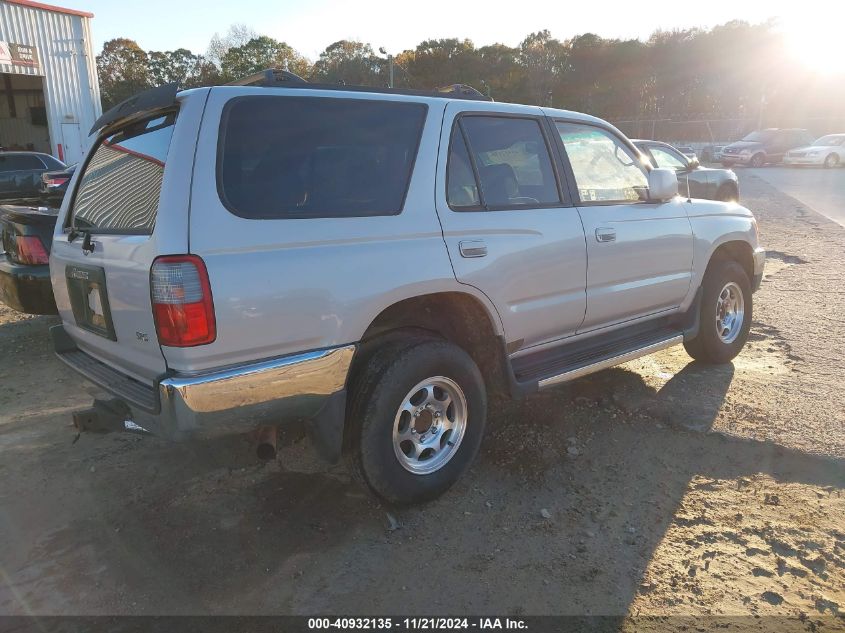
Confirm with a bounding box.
[226,69,308,87]
[226,69,492,101]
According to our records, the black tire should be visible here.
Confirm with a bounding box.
[716,183,738,203]
[346,337,487,505]
[824,153,840,169]
[749,153,765,168]
[684,259,752,364]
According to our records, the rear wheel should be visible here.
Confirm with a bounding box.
[684,259,752,364]
[346,337,487,505]
[750,153,765,168]
[824,153,840,169]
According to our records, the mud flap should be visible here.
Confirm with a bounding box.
[307,390,347,463]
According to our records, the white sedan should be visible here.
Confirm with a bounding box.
[784,134,845,168]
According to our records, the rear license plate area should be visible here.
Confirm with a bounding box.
[66,264,116,340]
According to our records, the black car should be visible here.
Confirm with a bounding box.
[634,140,739,202]
[40,163,76,208]
[0,204,59,314]
[720,128,814,168]
[0,151,67,203]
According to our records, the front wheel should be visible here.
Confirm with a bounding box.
[684,259,752,364]
[749,153,765,168]
[346,337,487,505]
[824,153,840,169]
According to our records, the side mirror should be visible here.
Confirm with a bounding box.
[687,156,700,169]
[648,168,678,202]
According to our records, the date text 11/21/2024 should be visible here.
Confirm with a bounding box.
[307,618,528,630]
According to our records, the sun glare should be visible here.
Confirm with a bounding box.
[784,20,844,75]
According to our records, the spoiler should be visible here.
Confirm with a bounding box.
[90,83,179,136]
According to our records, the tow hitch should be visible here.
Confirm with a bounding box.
[72,398,150,435]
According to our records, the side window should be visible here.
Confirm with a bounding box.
[458,116,560,209]
[0,155,43,171]
[218,96,427,219]
[649,146,688,170]
[446,129,481,210]
[556,123,649,203]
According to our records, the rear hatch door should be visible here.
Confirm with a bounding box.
[49,90,205,383]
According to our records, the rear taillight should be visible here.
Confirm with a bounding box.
[150,255,216,347]
[44,177,69,188]
[15,235,50,265]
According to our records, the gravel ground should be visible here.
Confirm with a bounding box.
[0,172,842,628]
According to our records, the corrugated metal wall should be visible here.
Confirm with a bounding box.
[0,0,101,164]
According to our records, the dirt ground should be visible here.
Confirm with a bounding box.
[0,173,843,627]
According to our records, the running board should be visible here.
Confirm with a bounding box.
[536,334,683,390]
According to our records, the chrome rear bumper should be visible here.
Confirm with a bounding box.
[52,325,355,453]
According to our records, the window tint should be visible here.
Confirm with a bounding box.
[556,123,648,203]
[219,96,426,219]
[649,145,688,170]
[0,154,44,171]
[71,113,175,233]
[446,130,481,209]
[459,116,560,208]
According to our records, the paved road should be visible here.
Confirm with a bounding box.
[738,166,845,226]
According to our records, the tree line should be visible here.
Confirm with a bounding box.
[97,22,842,126]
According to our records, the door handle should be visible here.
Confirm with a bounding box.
[595,228,616,243]
[459,240,487,258]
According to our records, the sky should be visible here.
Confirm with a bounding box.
[72,0,832,61]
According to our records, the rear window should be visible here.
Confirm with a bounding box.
[70,113,176,234]
[218,96,427,219]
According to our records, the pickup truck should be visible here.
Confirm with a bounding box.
[49,73,765,505]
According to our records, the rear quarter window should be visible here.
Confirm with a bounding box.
[217,96,427,219]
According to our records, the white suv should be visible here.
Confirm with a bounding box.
[49,71,765,504]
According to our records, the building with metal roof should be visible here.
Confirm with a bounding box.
[0,0,101,164]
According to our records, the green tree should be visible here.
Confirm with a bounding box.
[220,36,310,82]
[405,38,480,90]
[311,40,381,85]
[148,48,221,88]
[518,30,567,105]
[96,38,151,109]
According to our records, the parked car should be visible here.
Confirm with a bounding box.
[0,204,59,314]
[0,151,66,203]
[49,74,765,505]
[675,145,697,161]
[783,134,845,168]
[720,128,814,167]
[699,145,725,163]
[634,140,739,202]
[40,164,77,207]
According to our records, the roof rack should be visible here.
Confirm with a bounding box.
[225,69,492,101]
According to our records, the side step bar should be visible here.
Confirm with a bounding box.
[537,334,683,389]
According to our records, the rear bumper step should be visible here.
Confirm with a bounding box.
[52,325,355,458]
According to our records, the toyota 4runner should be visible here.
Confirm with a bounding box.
[49,71,765,505]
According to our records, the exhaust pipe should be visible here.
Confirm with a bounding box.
[255,425,277,461]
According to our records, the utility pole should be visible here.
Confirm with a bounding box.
[380,47,394,88]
